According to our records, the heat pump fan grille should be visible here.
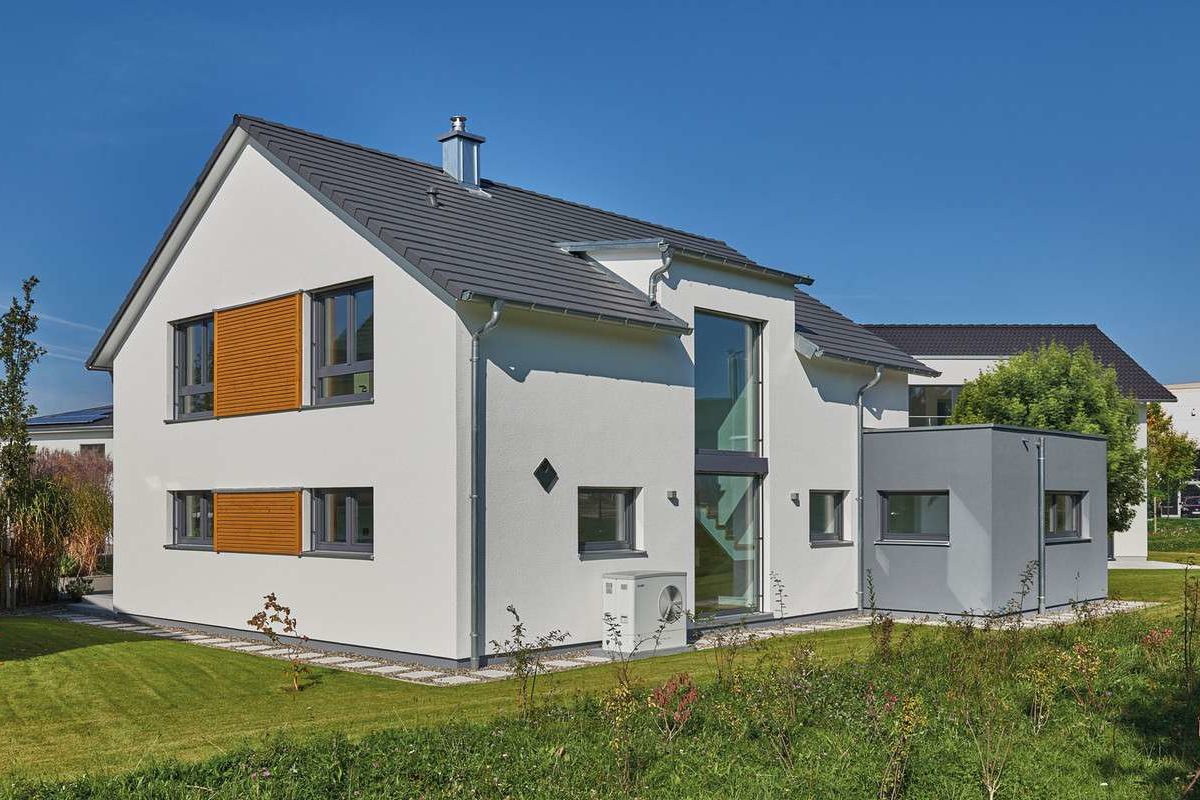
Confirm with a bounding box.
[659,584,683,623]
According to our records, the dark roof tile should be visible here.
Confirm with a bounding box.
[794,292,937,376]
[862,324,1174,401]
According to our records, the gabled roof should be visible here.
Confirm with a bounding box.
[90,116,809,368]
[793,291,938,377]
[862,324,1175,402]
[28,404,113,428]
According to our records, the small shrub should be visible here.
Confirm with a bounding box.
[61,575,92,602]
[247,593,310,692]
[646,672,698,743]
[1140,626,1175,672]
[490,604,568,719]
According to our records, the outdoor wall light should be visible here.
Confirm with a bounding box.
[666,490,679,505]
[790,492,801,506]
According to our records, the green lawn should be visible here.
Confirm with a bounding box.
[1,569,1193,796]
[1147,516,1200,552]
[0,614,872,780]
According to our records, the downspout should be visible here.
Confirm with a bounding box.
[1036,436,1046,614]
[855,365,884,613]
[469,299,505,668]
[647,242,674,305]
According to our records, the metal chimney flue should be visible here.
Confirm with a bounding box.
[438,114,485,189]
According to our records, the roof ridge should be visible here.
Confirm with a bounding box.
[236,114,745,257]
[863,323,1101,329]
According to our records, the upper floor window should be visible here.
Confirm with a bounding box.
[313,282,373,405]
[908,385,961,427]
[694,311,760,453]
[174,317,214,419]
[1045,492,1084,540]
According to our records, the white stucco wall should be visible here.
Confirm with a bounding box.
[1165,384,1200,445]
[30,429,113,458]
[464,250,910,655]
[914,356,1149,560]
[111,141,463,657]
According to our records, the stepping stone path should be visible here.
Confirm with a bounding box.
[45,598,1150,688]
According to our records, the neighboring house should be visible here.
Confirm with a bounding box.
[84,116,1107,665]
[863,324,1176,561]
[1163,382,1200,511]
[27,404,114,458]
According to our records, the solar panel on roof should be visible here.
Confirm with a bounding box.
[28,406,113,426]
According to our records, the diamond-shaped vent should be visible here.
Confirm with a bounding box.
[533,458,558,492]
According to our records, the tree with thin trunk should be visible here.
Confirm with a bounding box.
[0,277,48,606]
[1147,402,1198,532]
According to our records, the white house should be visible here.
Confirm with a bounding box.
[862,325,1176,560]
[85,115,1108,665]
[27,404,113,458]
[1164,382,1200,512]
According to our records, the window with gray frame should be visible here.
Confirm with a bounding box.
[578,488,636,552]
[1045,492,1084,540]
[881,491,950,542]
[172,491,213,548]
[173,316,214,418]
[313,281,373,405]
[80,443,105,457]
[312,488,374,553]
[809,491,845,542]
[908,385,961,427]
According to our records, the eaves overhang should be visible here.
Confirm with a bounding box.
[794,331,941,378]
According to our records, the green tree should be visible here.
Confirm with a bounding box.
[0,277,50,607]
[1146,401,1198,531]
[947,342,1144,534]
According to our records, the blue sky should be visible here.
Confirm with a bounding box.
[2,2,1196,413]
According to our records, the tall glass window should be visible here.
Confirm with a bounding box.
[908,385,960,427]
[694,473,759,615]
[174,317,214,419]
[313,282,374,404]
[694,312,760,453]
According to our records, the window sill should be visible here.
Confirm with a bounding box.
[875,539,950,547]
[578,549,648,561]
[300,550,374,560]
[163,544,212,552]
[1046,537,1092,546]
[810,540,854,548]
[163,398,374,424]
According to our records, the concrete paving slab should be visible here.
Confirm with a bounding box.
[258,648,295,656]
[310,656,352,665]
[367,664,412,674]
[572,655,610,663]
[543,659,584,669]
[473,668,512,678]
[338,660,381,669]
[393,669,441,681]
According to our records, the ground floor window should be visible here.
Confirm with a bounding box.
[578,488,636,552]
[80,443,105,457]
[312,489,374,553]
[1045,492,1084,540]
[172,491,213,548]
[694,473,760,615]
[880,491,950,542]
[809,491,846,543]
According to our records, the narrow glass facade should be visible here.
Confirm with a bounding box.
[694,474,760,615]
[694,312,759,452]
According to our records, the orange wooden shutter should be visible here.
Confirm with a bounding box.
[213,491,302,555]
[213,293,302,417]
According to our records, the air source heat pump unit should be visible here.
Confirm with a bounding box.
[602,571,687,655]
